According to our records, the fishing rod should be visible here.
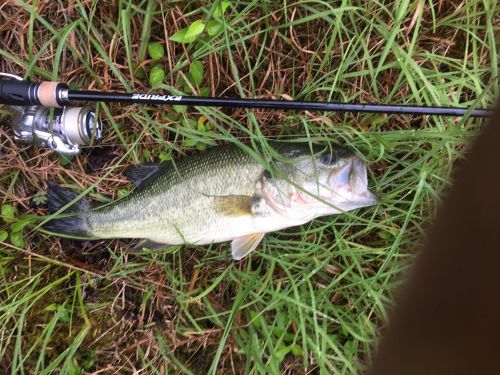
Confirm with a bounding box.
[0,74,492,155]
[1,77,492,117]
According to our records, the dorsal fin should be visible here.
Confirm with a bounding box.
[123,163,162,187]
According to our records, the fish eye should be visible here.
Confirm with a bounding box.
[319,153,337,165]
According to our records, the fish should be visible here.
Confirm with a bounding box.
[44,142,378,260]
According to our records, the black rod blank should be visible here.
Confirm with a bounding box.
[67,90,492,117]
[0,78,492,117]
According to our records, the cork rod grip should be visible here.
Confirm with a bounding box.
[0,79,68,107]
[38,81,65,108]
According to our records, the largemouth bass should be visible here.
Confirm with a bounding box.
[45,142,378,260]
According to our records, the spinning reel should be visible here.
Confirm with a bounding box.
[1,73,102,156]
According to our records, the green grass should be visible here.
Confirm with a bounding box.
[0,0,498,373]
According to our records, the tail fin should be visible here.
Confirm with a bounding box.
[43,181,91,237]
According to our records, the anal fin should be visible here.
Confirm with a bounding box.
[231,233,265,260]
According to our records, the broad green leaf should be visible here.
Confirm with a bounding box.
[200,86,210,96]
[149,65,165,87]
[147,42,164,59]
[44,304,58,312]
[133,64,147,80]
[206,19,224,36]
[189,60,204,86]
[196,142,207,151]
[57,305,71,323]
[197,122,206,132]
[182,118,197,129]
[159,152,172,161]
[184,20,205,39]
[182,139,198,148]
[65,358,81,375]
[1,204,17,223]
[165,112,178,121]
[378,230,391,239]
[0,230,8,242]
[272,326,284,336]
[290,344,303,356]
[173,105,187,113]
[10,231,25,248]
[169,28,196,44]
[275,344,291,362]
[214,1,230,18]
[179,75,190,92]
[11,218,32,233]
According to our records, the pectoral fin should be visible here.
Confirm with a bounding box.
[214,195,254,216]
[231,233,265,260]
[214,195,267,217]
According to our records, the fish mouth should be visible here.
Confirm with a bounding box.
[329,157,379,205]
